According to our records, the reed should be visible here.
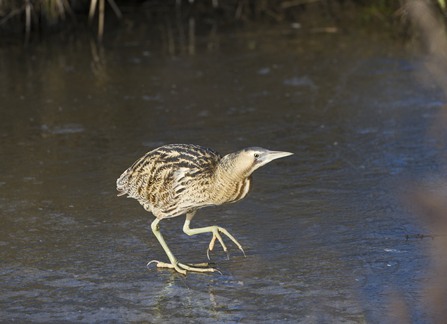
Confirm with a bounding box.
[0,0,122,43]
[0,1,445,46]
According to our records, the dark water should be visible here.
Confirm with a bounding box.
[0,25,444,323]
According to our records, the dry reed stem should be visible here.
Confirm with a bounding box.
[88,0,97,25]
[61,0,76,21]
[235,0,243,19]
[98,0,104,41]
[188,16,195,55]
[24,0,30,46]
[166,16,175,56]
[0,5,25,25]
[107,0,122,20]
[88,0,122,41]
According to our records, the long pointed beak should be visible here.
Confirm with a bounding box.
[258,150,293,165]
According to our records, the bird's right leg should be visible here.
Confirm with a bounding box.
[149,218,219,275]
[183,212,246,260]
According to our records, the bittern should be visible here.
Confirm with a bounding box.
[117,144,293,275]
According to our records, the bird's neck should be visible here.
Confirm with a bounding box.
[210,156,252,205]
[215,153,250,183]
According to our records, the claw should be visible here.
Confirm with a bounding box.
[147,260,177,270]
[147,260,162,268]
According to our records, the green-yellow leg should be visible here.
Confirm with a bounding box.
[148,218,219,275]
[183,212,246,260]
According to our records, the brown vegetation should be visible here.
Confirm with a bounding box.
[0,0,421,45]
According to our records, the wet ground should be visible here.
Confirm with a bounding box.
[0,21,444,323]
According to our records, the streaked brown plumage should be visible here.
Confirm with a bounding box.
[117,143,293,275]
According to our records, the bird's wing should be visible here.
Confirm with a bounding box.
[165,166,199,204]
[117,144,222,217]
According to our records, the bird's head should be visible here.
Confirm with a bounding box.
[222,147,293,179]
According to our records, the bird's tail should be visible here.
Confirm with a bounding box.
[116,169,130,197]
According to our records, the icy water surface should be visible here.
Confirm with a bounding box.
[0,27,444,323]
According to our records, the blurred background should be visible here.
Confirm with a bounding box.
[1,0,447,323]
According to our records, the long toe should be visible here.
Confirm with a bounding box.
[206,228,230,260]
[217,227,246,257]
[185,262,217,268]
[178,262,222,275]
[147,260,220,275]
[147,260,187,275]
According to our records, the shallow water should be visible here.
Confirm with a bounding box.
[0,23,443,323]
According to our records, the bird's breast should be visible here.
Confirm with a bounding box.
[214,176,252,205]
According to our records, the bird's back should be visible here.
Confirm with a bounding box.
[117,144,222,218]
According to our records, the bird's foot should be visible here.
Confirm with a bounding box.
[206,226,246,260]
[147,260,222,275]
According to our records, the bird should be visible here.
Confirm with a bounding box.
[116,144,293,275]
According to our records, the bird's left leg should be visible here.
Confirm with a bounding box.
[149,218,220,275]
[183,212,246,259]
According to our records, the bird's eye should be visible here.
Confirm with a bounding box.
[254,153,259,158]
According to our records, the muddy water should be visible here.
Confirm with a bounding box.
[0,25,442,323]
